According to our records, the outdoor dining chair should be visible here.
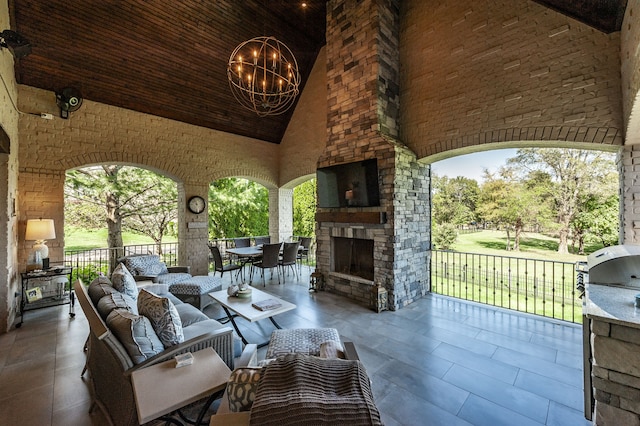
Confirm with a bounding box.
[210,245,243,283]
[280,241,300,283]
[251,243,281,286]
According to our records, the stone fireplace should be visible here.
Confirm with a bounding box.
[315,0,431,311]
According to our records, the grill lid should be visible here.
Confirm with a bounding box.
[586,244,640,287]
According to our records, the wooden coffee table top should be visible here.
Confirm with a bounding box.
[131,347,230,424]
[209,287,296,323]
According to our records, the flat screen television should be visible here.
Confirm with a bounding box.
[317,159,381,208]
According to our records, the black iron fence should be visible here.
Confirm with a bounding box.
[65,243,578,322]
[64,242,179,283]
[431,250,582,323]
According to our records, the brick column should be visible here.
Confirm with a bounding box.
[178,182,209,276]
[269,187,293,243]
[620,145,640,243]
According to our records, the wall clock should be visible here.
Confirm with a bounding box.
[187,196,206,214]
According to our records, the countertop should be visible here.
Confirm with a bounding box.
[584,283,640,329]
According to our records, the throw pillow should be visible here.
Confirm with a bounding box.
[87,276,118,304]
[96,292,138,319]
[137,289,184,347]
[319,340,345,359]
[111,263,139,300]
[145,261,169,276]
[227,367,263,412]
[106,309,164,364]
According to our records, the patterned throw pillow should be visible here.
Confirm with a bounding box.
[106,309,164,364]
[125,255,162,276]
[137,289,184,347]
[145,261,169,276]
[111,263,139,300]
[226,367,263,412]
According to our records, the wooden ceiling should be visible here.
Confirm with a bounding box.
[9,0,327,144]
[7,0,627,144]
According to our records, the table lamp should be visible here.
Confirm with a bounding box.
[25,219,56,270]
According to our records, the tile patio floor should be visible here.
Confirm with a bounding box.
[0,265,590,425]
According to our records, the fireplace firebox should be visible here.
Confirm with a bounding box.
[331,237,374,281]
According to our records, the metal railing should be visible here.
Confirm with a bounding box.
[431,250,582,323]
[64,242,578,322]
[64,242,179,283]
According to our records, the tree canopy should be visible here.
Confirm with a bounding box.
[432,148,618,254]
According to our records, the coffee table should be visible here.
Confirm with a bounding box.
[209,287,296,347]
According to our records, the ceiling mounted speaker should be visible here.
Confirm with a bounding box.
[55,87,83,119]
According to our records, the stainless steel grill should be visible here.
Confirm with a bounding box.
[584,244,640,288]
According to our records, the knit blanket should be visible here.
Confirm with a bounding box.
[249,353,383,425]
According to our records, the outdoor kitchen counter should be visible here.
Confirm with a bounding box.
[584,283,640,330]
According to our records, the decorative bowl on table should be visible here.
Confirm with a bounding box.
[236,288,252,298]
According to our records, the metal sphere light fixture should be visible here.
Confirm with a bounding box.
[227,36,301,117]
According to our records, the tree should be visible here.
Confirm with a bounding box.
[506,148,616,254]
[293,179,316,238]
[432,222,458,250]
[432,175,479,226]
[65,166,178,261]
[570,166,619,253]
[476,168,551,251]
[208,178,268,239]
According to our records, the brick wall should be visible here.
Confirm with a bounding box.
[15,71,326,275]
[622,0,640,145]
[0,0,22,331]
[400,0,624,159]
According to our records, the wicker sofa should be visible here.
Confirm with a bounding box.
[75,276,256,426]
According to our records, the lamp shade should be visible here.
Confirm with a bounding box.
[25,219,56,241]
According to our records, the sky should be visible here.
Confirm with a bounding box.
[430,149,518,182]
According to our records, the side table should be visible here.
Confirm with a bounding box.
[131,347,231,425]
[18,266,74,327]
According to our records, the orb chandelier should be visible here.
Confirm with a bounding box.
[227,36,301,117]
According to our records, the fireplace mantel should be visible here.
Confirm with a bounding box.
[316,211,387,224]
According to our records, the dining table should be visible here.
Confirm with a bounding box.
[226,246,264,282]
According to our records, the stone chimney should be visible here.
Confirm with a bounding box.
[315,0,430,310]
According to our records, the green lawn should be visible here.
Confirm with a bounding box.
[64,226,177,251]
[436,229,588,323]
[452,229,592,263]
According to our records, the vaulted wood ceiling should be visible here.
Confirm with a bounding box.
[7,0,627,144]
[9,0,327,144]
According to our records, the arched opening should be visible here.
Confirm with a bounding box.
[63,164,180,280]
[428,145,619,322]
